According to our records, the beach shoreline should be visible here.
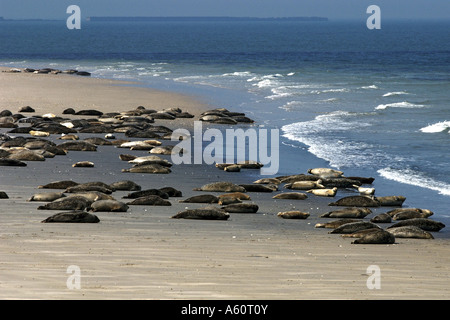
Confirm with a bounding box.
[0,67,449,300]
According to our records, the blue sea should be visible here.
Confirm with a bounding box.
[1,19,449,223]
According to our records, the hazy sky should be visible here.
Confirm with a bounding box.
[1,0,449,20]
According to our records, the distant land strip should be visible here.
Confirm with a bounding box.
[86,16,328,22]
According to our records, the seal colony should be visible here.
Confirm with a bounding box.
[1,66,449,299]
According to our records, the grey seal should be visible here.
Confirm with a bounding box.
[179,194,219,204]
[38,180,78,189]
[122,164,171,174]
[370,213,392,223]
[277,211,310,219]
[320,207,372,219]
[90,200,129,212]
[315,219,360,229]
[328,196,380,207]
[37,196,93,211]
[109,180,141,191]
[126,195,171,206]
[387,226,434,239]
[221,203,259,213]
[375,196,406,207]
[352,230,396,244]
[330,221,381,234]
[28,192,66,202]
[41,211,100,223]
[387,218,445,232]
[123,189,169,199]
[172,207,230,220]
[272,192,308,200]
[194,182,246,193]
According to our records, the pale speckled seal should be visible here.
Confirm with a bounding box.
[277,211,310,219]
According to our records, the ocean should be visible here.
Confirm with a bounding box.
[1,18,449,223]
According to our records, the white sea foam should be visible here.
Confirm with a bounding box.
[382,91,409,97]
[375,101,425,110]
[221,71,253,77]
[361,85,378,89]
[419,121,450,133]
[378,168,450,196]
[310,88,350,94]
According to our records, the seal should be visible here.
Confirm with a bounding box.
[370,213,392,223]
[8,149,45,161]
[352,230,396,244]
[37,196,93,211]
[387,226,434,239]
[159,187,182,197]
[194,182,246,193]
[375,196,406,207]
[126,195,171,206]
[0,191,9,199]
[65,185,113,195]
[179,194,219,204]
[218,192,250,201]
[239,184,274,192]
[217,196,242,205]
[58,141,97,152]
[387,218,445,232]
[224,164,241,172]
[277,174,320,184]
[38,180,78,189]
[172,207,230,220]
[306,187,337,197]
[221,203,259,213]
[307,168,343,178]
[253,178,281,185]
[329,221,381,234]
[272,192,308,200]
[277,211,310,219]
[392,210,433,221]
[354,185,375,195]
[321,178,361,188]
[72,161,94,168]
[41,211,100,223]
[69,191,115,202]
[128,155,172,167]
[90,200,129,212]
[123,189,169,199]
[328,196,380,207]
[320,207,372,219]
[315,219,360,228]
[122,164,172,174]
[0,158,27,167]
[109,180,141,191]
[386,208,433,217]
[285,180,324,190]
[28,192,66,202]
[342,228,382,238]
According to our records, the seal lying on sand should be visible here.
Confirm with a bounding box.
[328,196,380,207]
[126,195,171,206]
[272,192,308,200]
[306,187,337,197]
[172,207,230,220]
[370,213,392,223]
[38,180,79,189]
[386,208,433,217]
[277,211,310,219]
[37,196,93,211]
[387,226,434,239]
[90,200,129,212]
[315,219,360,229]
[329,221,381,234]
[194,182,246,193]
[307,168,343,178]
[375,196,406,207]
[221,203,259,213]
[387,218,445,232]
[179,194,219,203]
[392,210,433,221]
[41,211,100,223]
[122,164,171,174]
[285,180,324,190]
[108,180,141,191]
[320,207,372,219]
[28,192,66,202]
[352,230,395,244]
[122,189,169,199]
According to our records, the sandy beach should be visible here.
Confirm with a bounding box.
[0,67,449,300]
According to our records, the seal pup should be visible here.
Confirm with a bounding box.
[194,182,246,193]
[37,196,93,211]
[126,195,171,206]
[352,230,395,244]
[90,200,129,212]
[28,192,66,202]
[328,196,380,207]
[375,196,406,207]
[370,213,392,223]
[315,219,360,229]
[221,203,259,213]
[272,192,308,200]
[172,207,230,220]
[329,221,381,234]
[41,211,100,223]
[306,187,337,197]
[284,180,324,190]
[320,207,372,219]
[387,218,445,232]
[387,226,434,239]
[277,211,310,219]
[179,194,219,204]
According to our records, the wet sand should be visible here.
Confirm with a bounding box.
[0,67,449,300]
